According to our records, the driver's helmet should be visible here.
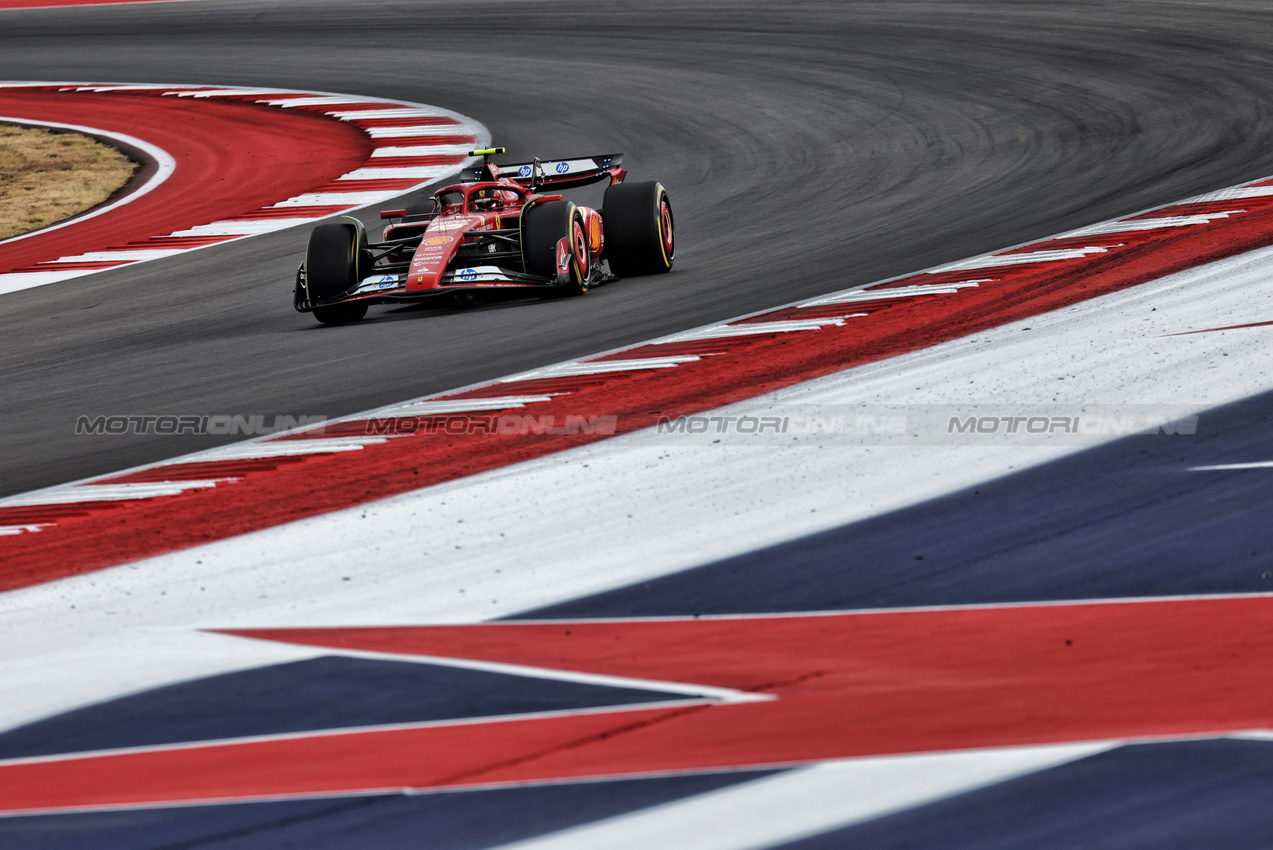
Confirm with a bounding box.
[469,188,500,211]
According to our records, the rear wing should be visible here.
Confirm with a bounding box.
[462,152,626,190]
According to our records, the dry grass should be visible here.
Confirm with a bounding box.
[0,124,138,240]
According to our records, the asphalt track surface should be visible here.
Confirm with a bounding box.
[3,0,1273,497]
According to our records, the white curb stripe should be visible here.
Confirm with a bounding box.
[487,742,1113,850]
[802,281,987,306]
[375,396,559,416]
[931,246,1109,272]
[0,481,228,507]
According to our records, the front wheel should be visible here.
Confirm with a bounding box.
[304,221,368,324]
[305,221,363,301]
[602,181,674,277]
[522,200,589,297]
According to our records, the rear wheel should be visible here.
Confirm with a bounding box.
[602,181,673,277]
[523,200,589,297]
[305,221,367,324]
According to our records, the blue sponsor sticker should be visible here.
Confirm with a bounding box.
[518,165,533,178]
[459,268,478,282]
[555,161,570,174]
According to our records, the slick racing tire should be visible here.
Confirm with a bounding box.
[602,181,674,277]
[305,221,367,324]
[523,200,589,297]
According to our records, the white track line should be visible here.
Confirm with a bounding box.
[376,396,559,416]
[0,481,227,507]
[527,357,702,377]
[802,280,986,306]
[487,742,1112,850]
[674,318,856,340]
[931,246,1108,272]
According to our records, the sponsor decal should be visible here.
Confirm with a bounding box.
[424,236,452,246]
[518,164,533,178]
[459,268,478,282]
[555,161,570,174]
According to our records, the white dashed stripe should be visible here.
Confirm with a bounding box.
[1064,212,1241,237]
[0,481,228,507]
[338,166,456,181]
[67,85,206,93]
[370,145,474,158]
[328,108,438,120]
[167,220,320,237]
[172,88,301,98]
[366,126,471,139]
[49,249,187,263]
[376,396,558,417]
[802,281,987,307]
[1190,185,1273,203]
[931,246,1109,273]
[260,96,380,107]
[193,438,394,461]
[0,524,53,536]
[530,357,702,377]
[674,318,859,340]
[268,193,398,208]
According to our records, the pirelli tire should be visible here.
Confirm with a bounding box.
[601,181,674,277]
[523,200,589,297]
[305,221,369,324]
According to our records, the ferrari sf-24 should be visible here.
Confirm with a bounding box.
[294,148,674,324]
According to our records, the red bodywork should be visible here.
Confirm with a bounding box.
[380,157,624,294]
[293,152,631,315]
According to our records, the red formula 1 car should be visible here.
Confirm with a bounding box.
[294,148,674,324]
